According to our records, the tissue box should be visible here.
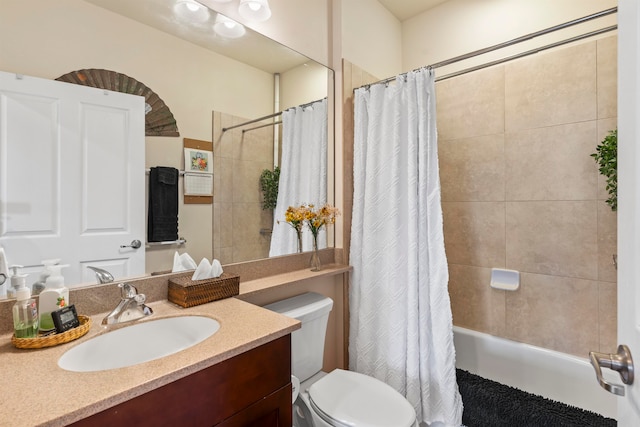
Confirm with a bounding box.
[168,272,240,308]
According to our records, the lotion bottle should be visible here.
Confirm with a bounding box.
[12,267,38,338]
[38,264,69,333]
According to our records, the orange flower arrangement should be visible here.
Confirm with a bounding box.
[284,204,340,247]
[283,205,306,252]
[283,203,339,269]
[303,204,340,240]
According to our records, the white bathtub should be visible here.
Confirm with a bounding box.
[453,326,618,419]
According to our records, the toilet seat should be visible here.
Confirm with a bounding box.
[307,369,416,427]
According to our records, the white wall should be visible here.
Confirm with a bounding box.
[280,62,330,111]
[341,0,403,80]
[402,0,617,76]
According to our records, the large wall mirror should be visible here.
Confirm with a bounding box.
[0,0,333,296]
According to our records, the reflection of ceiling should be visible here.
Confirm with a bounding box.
[83,0,311,74]
[377,0,449,22]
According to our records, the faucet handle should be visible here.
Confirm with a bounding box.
[118,282,138,299]
[134,293,147,305]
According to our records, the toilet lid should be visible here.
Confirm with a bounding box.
[308,369,416,427]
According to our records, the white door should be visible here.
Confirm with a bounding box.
[0,71,145,287]
[614,0,640,424]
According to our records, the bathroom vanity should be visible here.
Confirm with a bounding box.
[0,298,299,426]
[0,261,350,426]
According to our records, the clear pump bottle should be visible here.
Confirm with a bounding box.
[12,267,38,338]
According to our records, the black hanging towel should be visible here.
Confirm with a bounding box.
[148,166,179,242]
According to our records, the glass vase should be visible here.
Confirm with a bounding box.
[296,228,303,253]
[310,234,321,272]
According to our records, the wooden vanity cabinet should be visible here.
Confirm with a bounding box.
[71,335,292,427]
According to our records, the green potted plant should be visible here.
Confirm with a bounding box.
[259,166,280,210]
[591,129,617,211]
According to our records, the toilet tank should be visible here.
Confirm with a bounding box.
[263,292,333,383]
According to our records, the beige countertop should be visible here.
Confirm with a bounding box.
[0,297,299,427]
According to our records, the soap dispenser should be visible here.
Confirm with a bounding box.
[12,267,38,338]
[7,265,26,299]
[31,259,60,296]
[38,264,69,333]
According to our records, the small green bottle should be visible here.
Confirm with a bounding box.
[13,286,38,338]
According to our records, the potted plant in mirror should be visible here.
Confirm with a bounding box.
[259,166,280,210]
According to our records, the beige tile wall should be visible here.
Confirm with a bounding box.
[212,112,274,264]
[438,36,618,357]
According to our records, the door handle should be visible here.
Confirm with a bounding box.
[120,239,142,249]
[589,345,634,396]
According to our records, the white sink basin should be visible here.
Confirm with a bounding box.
[58,316,220,372]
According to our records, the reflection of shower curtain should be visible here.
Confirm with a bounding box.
[349,69,462,426]
[269,99,327,257]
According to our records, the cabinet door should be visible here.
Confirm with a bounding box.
[69,335,291,427]
[216,384,292,427]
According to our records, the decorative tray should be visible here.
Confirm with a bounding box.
[11,315,92,349]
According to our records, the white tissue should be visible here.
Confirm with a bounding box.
[192,258,212,280]
[172,251,197,272]
[191,258,224,280]
[210,259,223,278]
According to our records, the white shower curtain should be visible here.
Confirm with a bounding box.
[269,99,328,257]
[349,69,462,426]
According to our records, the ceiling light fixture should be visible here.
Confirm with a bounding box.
[238,0,271,22]
[213,14,246,39]
[173,0,210,23]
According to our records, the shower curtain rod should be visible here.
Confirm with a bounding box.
[221,111,282,133]
[221,98,324,133]
[369,6,617,87]
[242,120,282,133]
[436,25,616,82]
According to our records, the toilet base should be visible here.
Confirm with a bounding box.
[293,371,330,427]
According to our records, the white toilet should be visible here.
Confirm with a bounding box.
[264,292,417,427]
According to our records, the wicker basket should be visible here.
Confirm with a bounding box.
[168,272,240,308]
[11,315,92,349]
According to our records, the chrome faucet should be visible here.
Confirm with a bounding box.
[102,283,153,326]
[87,266,114,284]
